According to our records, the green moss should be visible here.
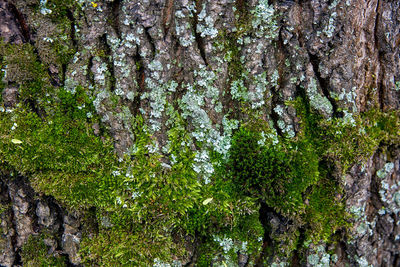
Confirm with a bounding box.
[75,113,197,265]
[43,0,76,25]
[227,96,399,259]
[0,42,49,84]
[0,83,200,265]
[229,126,319,216]
[295,96,399,172]
[80,225,187,266]
[20,235,67,267]
[304,176,348,243]
[0,41,55,113]
[42,27,75,68]
[0,203,8,217]
[0,65,239,264]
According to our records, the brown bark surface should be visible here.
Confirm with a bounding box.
[0,0,399,266]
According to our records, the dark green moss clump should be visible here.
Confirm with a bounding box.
[229,127,319,216]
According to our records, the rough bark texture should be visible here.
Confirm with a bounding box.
[0,0,399,266]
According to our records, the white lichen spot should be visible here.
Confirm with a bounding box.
[249,71,269,109]
[251,0,278,39]
[306,78,333,116]
[40,0,52,15]
[213,235,234,254]
[376,162,394,179]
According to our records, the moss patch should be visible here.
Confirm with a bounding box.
[227,97,399,260]
[20,235,67,267]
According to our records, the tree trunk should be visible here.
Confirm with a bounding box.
[0,0,399,266]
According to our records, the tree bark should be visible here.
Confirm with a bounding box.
[0,0,399,266]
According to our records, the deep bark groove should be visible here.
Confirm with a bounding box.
[308,51,341,117]
[65,9,78,50]
[132,52,145,116]
[373,0,385,110]
[255,203,275,266]
[144,26,156,59]
[101,34,116,92]
[7,2,30,42]
[191,0,208,66]
[110,0,121,39]
[162,0,174,38]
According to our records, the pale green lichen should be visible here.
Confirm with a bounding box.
[153,258,182,267]
[395,81,400,91]
[376,162,394,179]
[355,256,372,267]
[251,0,278,39]
[306,245,334,267]
[306,78,333,116]
[338,87,358,112]
[196,6,219,39]
[230,79,247,101]
[378,162,400,215]
[248,71,270,109]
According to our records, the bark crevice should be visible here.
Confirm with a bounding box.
[144,26,156,59]
[132,52,145,116]
[110,0,121,39]
[191,0,208,66]
[101,34,116,93]
[162,0,174,38]
[373,0,385,110]
[308,51,341,117]
[7,1,30,42]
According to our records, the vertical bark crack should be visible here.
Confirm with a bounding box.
[191,0,208,66]
[101,34,116,93]
[255,202,274,266]
[373,0,384,110]
[61,63,67,87]
[393,253,400,267]
[87,55,95,85]
[308,52,341,117]
[7,2,30,43]
[0,180,17,266]
[162,0,174,38]
[270,86,284,137]
[270,28,289,137]
[65,9,78,50]
[6,2,61,88]
[110,0,121,39]
[289,227,305,267]
[132,52,145,116]
[144,27,156,59]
